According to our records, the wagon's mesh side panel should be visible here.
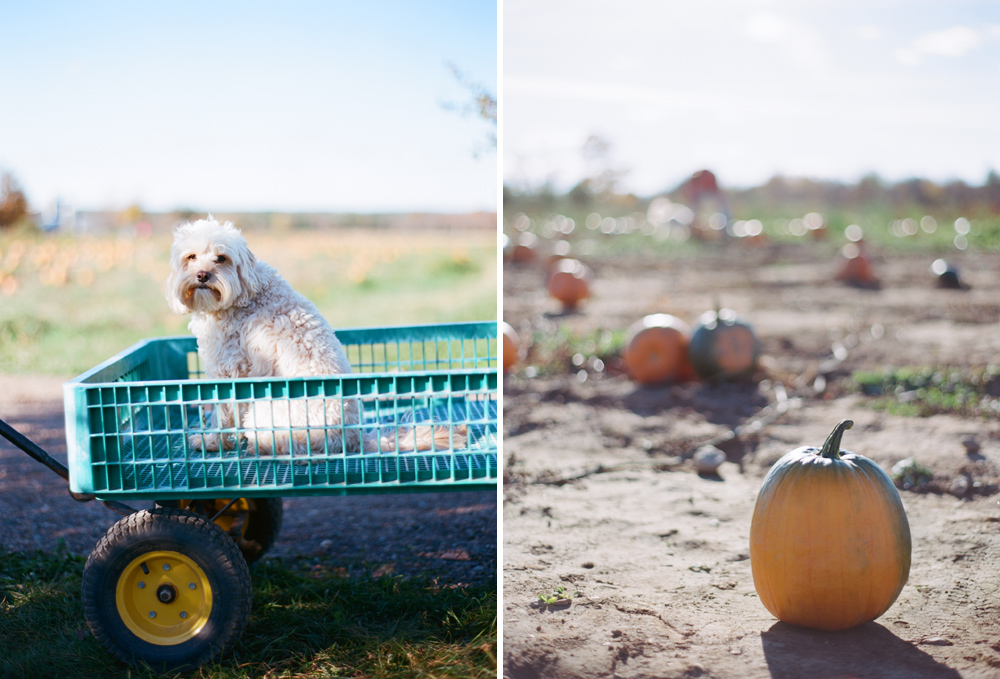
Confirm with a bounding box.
[184,325,496,376]
[343,336,496,373]
[116,360,151,384]
[68,323,498,497]
[83,375,496,494]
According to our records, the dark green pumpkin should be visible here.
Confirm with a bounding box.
[688,307,760,379]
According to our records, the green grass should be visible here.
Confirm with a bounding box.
[0,549,496,679]
[522,325,627,377]
[0,227,497,376]
[851,365,1000,419]
[503,201,1000,260]
[304,246,498,329]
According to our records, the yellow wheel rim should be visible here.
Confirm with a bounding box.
[177,499,252,537]
[115,551,213,646]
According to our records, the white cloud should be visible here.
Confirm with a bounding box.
[912,25,981,58]
[855,24,882,41]
[743,11,835,74]
[608,54,646,73]
[746,13,789,42]
[893,47,922,67]
[894,25,983,66]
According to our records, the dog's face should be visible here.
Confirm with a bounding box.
[165,218,261,314]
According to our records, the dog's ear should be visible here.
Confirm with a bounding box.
[164,256,189,315]
[233,248,263,307]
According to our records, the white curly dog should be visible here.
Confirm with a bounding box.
[165,217,463,457]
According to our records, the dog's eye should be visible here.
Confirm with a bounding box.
[215,255,227,264]
[186,254,197,261]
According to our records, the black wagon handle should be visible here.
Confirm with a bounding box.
[0,417,134,516]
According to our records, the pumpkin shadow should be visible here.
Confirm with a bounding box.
[623,380,766,424]
[761,621,961,679]
[543,307,584,319]
[696,471,724,482]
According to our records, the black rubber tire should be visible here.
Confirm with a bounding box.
[156,498,283,565]
[81,508,252,671]
[240,498,283,564]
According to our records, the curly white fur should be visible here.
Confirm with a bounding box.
[165,217,463,457]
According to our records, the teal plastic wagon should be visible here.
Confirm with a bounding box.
[0,321,498,671]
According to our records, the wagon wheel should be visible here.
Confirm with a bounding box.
[157,497,283,565]
[81,508,252,672]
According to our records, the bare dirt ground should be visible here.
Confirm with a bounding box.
[502,241,1000,679]
[0,375,496,585]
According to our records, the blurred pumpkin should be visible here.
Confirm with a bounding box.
[623,314,693,384]
[688,307,759,380]
[510,232,538,264]
[501,322,520,374]
[750,420,911,631]
[546,258,591,310]
[835,242,878,287]
[931,258,965,290]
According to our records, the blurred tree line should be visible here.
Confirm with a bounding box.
[729,171,1000,216]
[505,169,1000,218]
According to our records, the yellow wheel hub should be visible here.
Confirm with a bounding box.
[115,551,213,645]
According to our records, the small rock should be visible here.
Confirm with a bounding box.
[920,636,953,646]
[320,539,333,549]
[891,458,933,489]
[693,445,726,474]
[962,436,981,455]
[949,476,970,499]
[582,561,595,569]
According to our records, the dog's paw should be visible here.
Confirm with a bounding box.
[436,423,468,450]
[188,432,239,452]
[188,432,221,452]
[385,423,469,452]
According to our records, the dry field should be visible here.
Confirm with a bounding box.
[503,235,1000,679]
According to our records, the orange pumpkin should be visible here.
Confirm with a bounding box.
[750,420,911,631]
[624,314,693,384]
[501,322,519,373]
[835,242,878,287]
[546,258,591,309]
[687,307,759,380]
[511,232,538,264]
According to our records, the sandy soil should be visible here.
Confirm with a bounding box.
[0,375,496,585]
[502,242,1000,678]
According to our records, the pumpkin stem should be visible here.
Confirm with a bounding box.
[819,419,854,460]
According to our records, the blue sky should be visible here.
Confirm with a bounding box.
[0,1,497,213]
[504,0,1000,195]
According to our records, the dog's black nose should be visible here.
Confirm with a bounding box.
[196,271,211,283]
